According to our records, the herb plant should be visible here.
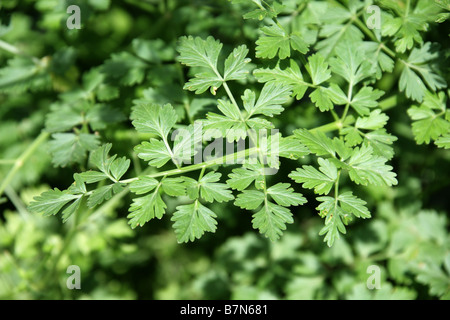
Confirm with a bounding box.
[0,0,449,299]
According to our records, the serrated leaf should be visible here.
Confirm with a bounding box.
[68,174,87,195]
[177,36,223,93]
[87,183,124,208]
[62,197,83,223]
[172,123,203,165]
[253,60,308,100]
[223,45,251,81]
[317,196,346,247]
[435,132,450,149]
[307,53,331,85]
[355,109,389,130]
[128,186,167,228]
[131,103,178,138]
[28,189,80,217]
[289,158,337,195]
[329,41,373,84]
[244,82,292,118]
[135,139,172,168]
[162,177,186,196]
[399,43,446,102]
[129,176,159,195]
[171,200,218,243]
[278,136,310,160]
[110,156,130,181]
[78,171,108,184]
[407,91,449,144]
[101,52,147,86]
[293,129,335,157]
[227,163,264,191]
[363,129,398,160]
[199,172,234,203]
[234,190,265,210]
[48,133,100,167]
[255,24,290,59]
[310,87,333,112]
[338,191,371,219]
[346,144,398,186]
[45,103,83,133]
[350,87,384,116]
[252,201,294,241]
[267,183,307,206]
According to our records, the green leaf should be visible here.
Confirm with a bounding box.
[48,133,100,167]
[435,132,450,149]
[171,200,218,243]
[78,171,108,184]
[350,87,384,116]
[110,156,130,181]
[278,136,310,160]
[61,197,83,223]
[307,53,331,85]
[338,191,371,219]
[317,196,347,247]
[87,183,124,208]
[177,35,222,70]
[244,82,292,117]
[399,43,446,102]
[329,41,373,85]
[177,36,223,94]
[203,99,246,143]
[252,201,294,241]
[101,52,147,86]
[172,123,203,165]
[267,183,307,206]
[293,129,335,157]
[355,110,389,130]
[289,158,337,195]
[234,190,265,210]
[223,45,251,81]
[45,103,83,133]
[346,144,398,186]
[162,177,187,196]
[28,189,81,217]
[131,103,178,138]
[135,139,172,168]
[310,87,333,112]
[253,60,308,100]
[407,91,449,144]
[85,104,126,130]
[363,129,398,160]
[128,186,167,228]
[227,163,265,191]
[129,176,159,195]
[256,24,308,59]
[199,172,234,203]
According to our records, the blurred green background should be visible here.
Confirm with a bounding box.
[0,0,449,299]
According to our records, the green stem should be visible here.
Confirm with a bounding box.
[0,39,22,55]
[0,131,50,197]
[4,186,29,219]
[120,147,259,184]
[310,120,344,133]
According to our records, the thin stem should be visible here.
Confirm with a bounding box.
[0,39,41,64]
[198,165,206,180]
[354,17,397,59]
[0,131,50,197]
[4,186,29,219]
[120,147,259,184]
[0,39,21,55]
